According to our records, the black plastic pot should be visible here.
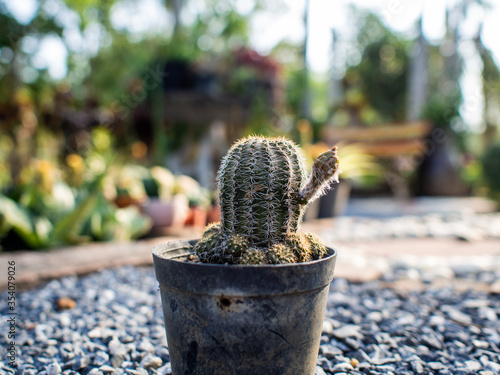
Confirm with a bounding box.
[153,239,337,375]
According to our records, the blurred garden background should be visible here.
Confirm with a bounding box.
[1,0,500,251]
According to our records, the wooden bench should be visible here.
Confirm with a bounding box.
[320,120,433,198]
[321,120,432,158]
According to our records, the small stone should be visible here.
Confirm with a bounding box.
[352,349,372,363]
[344,337,360,350]
[427,362,446,370]
[108,338,126,356]
[121,335,135,343]
[428,315,446,326]
[98,366,115,373]
[110,353,125,368]
[315,366,327,375]
[332,325,363,339]
[421,333,443,349]
[322,320,335,335]
[472,340,490,349]
[452,262,483,276]
[71,356,90,370]
[140,354,163,369]
[320,344,342,359]
[376,364,396,372]
[350,358,359,368]
[487,361,500,372]
[93,351,110,366]
[366,311,383,322]
[490,280,500,294]
[396,314,416,326]
[87,327,104,339]
[126,369,148,375]
[331,362,353,373]
[479,307,497,321]
[46,363,62,375]
[465,360,481,371]
[462,299,490,308]
[445,308,472,325]
[137,339,155,353]
[156,363,172,375]
[410,359,425,373]
[56,297,76,311]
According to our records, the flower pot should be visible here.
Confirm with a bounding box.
[184,206,208,227]
[318,179,352,218]
[141,196,189,229]
[152,239,337,375]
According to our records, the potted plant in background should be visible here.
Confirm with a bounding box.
[141,166,189,233]
[153,135,341,375]
[174,175,211,227]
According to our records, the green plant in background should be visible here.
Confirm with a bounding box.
[0,127,152,251]
[307,142,383,187]
[175,175,211,209]
[482,143,500,204]
[193,136,340,264]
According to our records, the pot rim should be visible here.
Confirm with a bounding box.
[153,238,337,296]
[152,238,336,268]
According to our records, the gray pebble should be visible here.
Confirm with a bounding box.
[320,344,343,359]
[140,354,163,369]
[331,362,354,372]
[2,257,499,375]
[156,363,172,375]
[93,351,110,366]
[98,365,115,373]
[332,325,363,339]
[46,363,62,375]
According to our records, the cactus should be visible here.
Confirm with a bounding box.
[193,136,340,264]
[267,243,297,264]
[239,247,267,265]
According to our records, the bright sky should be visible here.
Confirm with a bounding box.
[5,0,500,129]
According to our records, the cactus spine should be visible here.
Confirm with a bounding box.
[193,136,340,265]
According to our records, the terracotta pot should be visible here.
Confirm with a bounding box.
[184,206,208,227]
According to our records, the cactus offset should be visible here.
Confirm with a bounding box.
[193,136,340,265]
[239,247,267,265]
[267,243,297,264]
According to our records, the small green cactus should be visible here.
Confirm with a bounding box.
[193,136,340,265]
[239,248,267,265]
[267,243,297,264]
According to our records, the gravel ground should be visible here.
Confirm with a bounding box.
[320,213,500,243]
[1,263,500,375]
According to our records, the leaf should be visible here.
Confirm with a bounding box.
[0,194,47,248]
[50,191,99,245]
[50,168,112,245]
[115,206,152,240]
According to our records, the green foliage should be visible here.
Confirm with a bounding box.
[0,163,153,251]
[0,126,154,251]
[422,44,463,130]
[336,11,409,124]
[482,143,500,203]
[193,136,340,264]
